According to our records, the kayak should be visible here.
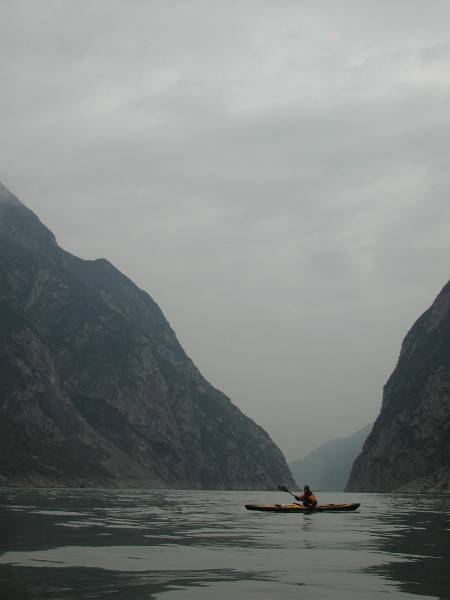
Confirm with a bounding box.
[245,502,360,513]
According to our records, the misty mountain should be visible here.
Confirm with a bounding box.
[347,281,450,493]
[0,182,295,490]
[289,424,372,491]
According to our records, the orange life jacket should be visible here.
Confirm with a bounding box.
[299,491,317,506]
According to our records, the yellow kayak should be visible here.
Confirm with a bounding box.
[245,502,360,512]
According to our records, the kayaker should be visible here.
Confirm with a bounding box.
[295,485,317,507]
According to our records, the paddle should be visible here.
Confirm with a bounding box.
[278,484,322,511]
[278,484,298,499]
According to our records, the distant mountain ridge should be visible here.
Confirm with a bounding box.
[347,281,450,493]
[289,424,371,491]
[0,182,295,490]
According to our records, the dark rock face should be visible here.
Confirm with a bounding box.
[0,182,295,490]
[346,282,450,493]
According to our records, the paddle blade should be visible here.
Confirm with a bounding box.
[278,484,290,493]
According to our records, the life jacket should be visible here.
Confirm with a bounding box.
[300,491,317,506]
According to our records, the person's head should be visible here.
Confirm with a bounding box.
[304,485,310,492]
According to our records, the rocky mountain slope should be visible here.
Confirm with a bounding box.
[346,282,450,493]
[0,182,295,490]
[289,424,371,491]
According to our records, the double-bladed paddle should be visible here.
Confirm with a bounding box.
[278,484,298,499]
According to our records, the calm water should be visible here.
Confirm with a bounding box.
[0,489,449,599]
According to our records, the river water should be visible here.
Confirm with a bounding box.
[0,488,449,599]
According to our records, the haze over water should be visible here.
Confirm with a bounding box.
[0,488,449,599]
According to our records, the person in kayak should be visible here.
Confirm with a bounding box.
[295,485,317,507]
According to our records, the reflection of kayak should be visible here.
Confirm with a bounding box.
[245,502,360,512]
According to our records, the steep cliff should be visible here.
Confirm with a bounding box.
[0,182,295,490]
[346,282,450,493]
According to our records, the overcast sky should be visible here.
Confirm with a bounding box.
[1,1,449,461]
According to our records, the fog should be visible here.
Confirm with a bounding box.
[1,1,449,460]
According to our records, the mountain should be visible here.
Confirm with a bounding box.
[289,424,371,491]
[346,282,450,493]
[0,182,295,490]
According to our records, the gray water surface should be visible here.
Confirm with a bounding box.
[0,489,449,599]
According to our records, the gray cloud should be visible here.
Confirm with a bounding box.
[1,0,449,460]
